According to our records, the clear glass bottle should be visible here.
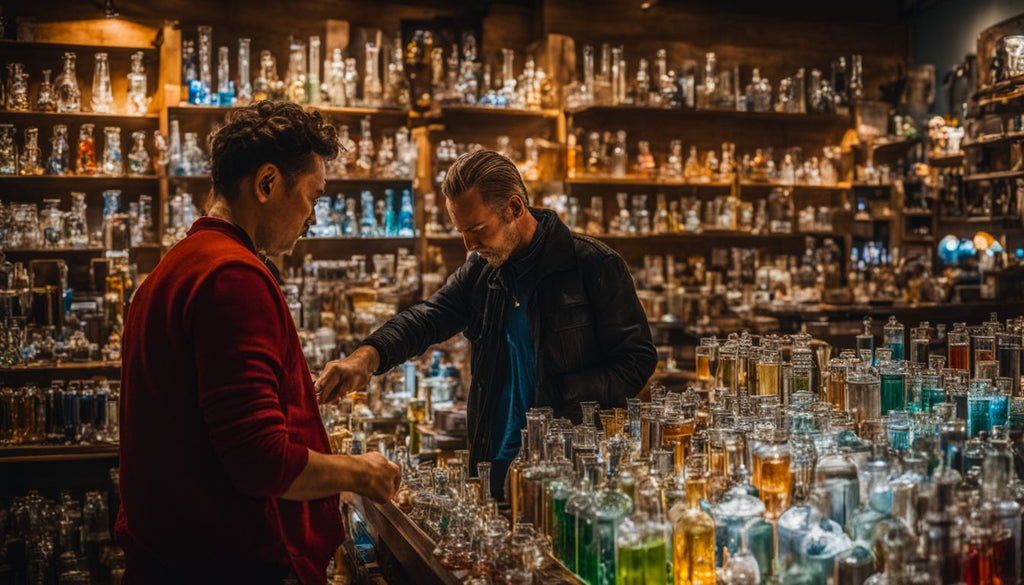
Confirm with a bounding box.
[75,123,97,175]
[385,38,410,108]
[66,192,89,247]
[126,51,150,115]
[356,116,374,175]
[363,42,382,106]
[197,25,213,104]
[39,198,63,248]
[216,45,234,106]
[745,68,772,112]
[236,38,252,106]
[306,35,321,106]
[585,440,633,585]
[47,124,70,175]
[674,453,716,585]
[101,126,123,176]
[616,477,670,585]
[36,68,56,112]
[285,38,307,104]
[168,119,184,176]
[18,127,42,176]
[252,49,274,102]
[182,132,207,176]
[128,131,150,176]
[884,316,905,361]
[398,189,415,237]
[326,49,346,107]
[90,52,114,113]
[55,52,81,112]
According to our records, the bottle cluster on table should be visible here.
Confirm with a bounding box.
[377,313,1024,585]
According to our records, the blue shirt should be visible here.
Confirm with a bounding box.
[491,213,549,462]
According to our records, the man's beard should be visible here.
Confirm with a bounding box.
[477,226,521,267]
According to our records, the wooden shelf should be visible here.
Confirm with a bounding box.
[0,360,119,374]
[740,180,851,191]
[0,174,159,182]
[566,104,849,123]
[963,169,1024,182]
[0,39,157,53]
[168,104,409,117]
[938,215,1018,223]
[902,210,935,217]
[851,181,894,188]
[169,174,413,184]
[928,153,964,167]
[0,444,119,464]
[595,231,805,241]
[567,175,731,188]
[425,105,561,119]
[962,132,1024,149]
[2,244,158,254]
[295,236,416,244]
[0,110,159,121]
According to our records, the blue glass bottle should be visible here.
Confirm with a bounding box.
[383,188,397,236]
[968,379,993,437]
[359,191,377,237]
[399,189,415,237]
[886,410,910,451]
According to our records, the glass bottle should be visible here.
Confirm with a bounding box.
[948,322,970,371]
[101,126,123,176]
[36,69,56,112]
[344,57,359,105]
[285,38,307,104]
[182,132,207,176]
[982,428,1022,585]
[745,68,772,113]
[616,479,670,585]
[47,124,70,175]
[910,322,931,366]
[508,427,531,524]
[356,116,374,175]
[674,453,716,585]
[715,436,772,577]
[128,131,150,176]
[398,189,415,237]
[66,192,89,247]
[196,26,213,105]
[756,349,781,397]
[609,130,627,177]
[252,49,274,102]
[883,316,905,361]
[216,45,234,106]
[364,42,382,106]
[306,36,321,106]
[126,51,150,115]
[18,127,42,175]
[850,55,863,101]
[236,38,252,106]
[55,52,81,112]
[877,349,905,415]
[75,123,97,175]
[636,140,656,178]
[90,52,114,113]
[168,119,184,176]
[326,49,346,107]
[359,190,377,237]
[635,57,651,107]
[6,64,28,111]
[997,330,1021,396]
[586,440,633,585]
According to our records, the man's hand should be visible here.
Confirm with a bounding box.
[354,452,402,504]
[316,345,381,404]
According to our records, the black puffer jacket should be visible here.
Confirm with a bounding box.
[361,208,657,469]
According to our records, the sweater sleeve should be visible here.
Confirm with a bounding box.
[188,262,309,498]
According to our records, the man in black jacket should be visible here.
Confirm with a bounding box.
[316,150,657,497]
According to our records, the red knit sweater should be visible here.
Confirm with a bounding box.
[116,217,342,585]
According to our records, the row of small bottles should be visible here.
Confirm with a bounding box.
[569,132,842,186]
[564,45,863,114]
[308,188,416,238]
[0,379,119,446]
[0,190,155,250]
[0,123,153,176]
[3,50,150,115]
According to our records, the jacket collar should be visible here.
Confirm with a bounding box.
[188,216,258,255]
[486,208,576,290]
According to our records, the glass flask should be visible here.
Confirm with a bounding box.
[7,63,29,111]
[0,124,15,175]
[398,189,415,237]
[252,49,274,103]
[197,25,213,104]
[55,52,82,112]
[65,192,89,247]
[883,316,905,361]
[90,52,114,113]
[75,123,96,175]
[910,322,930,365]
[949,322,970,371]
[846,357,880,432]
[47,124,70,175]
[877,349,905,415]
[125,51,150,115]
[587,440,633,585]
[236,38,252,105]
[36,68,56,112]
[18,127,43,175]
[128,131,150,175]
[101,126,123,176]
[615,479,670,585]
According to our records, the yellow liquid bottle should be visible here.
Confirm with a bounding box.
[673,455,716,585]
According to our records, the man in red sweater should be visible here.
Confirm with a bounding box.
[117,101,400,585]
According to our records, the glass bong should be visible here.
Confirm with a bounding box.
[55,52,81,112]
[101,127,123,176]
[126,51,151,115]
[91,52,115,113]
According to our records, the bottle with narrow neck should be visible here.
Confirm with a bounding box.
[362,42,382,106]
[616,479,670,585]
[286,39,307,104]
[56,52,81,112]
[673,453,716,585]
[91,53,114,113]
[306,36,321,105]
[236,39,252,105]
[126,51,150,115]
[356,116,374,175]
[216,46,234,106]
[197,26,213,105]
[715,437,771,578]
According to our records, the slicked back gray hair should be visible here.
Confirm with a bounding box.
[441,150,530,217]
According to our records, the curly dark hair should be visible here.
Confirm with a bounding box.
[209,101,339,200]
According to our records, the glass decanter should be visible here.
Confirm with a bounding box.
[47,124,70,175]
[128,131,150,176]
[0,124,16,175]
[18,127,43,176]
[126,51,150,115]
[55,52,81,112]
[101,126,123,176]
[75,123,97,175]
[36,68,56,112]
[90,52,114,113]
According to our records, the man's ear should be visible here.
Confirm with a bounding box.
[509,195,527,219]
[254,163,280,203]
